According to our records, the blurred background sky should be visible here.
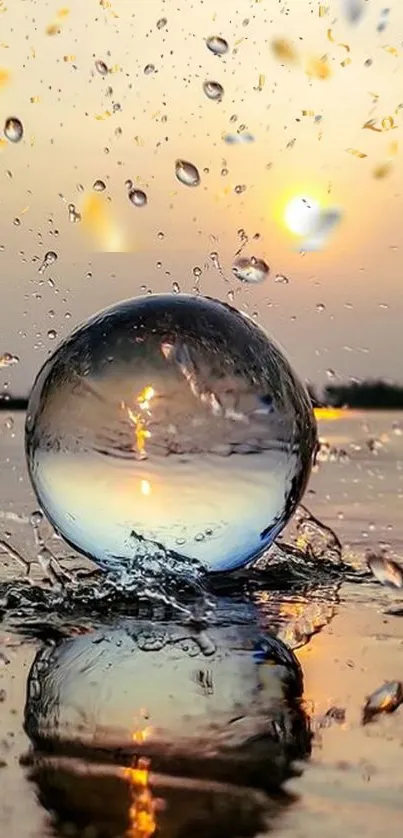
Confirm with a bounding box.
[0,0,402,394]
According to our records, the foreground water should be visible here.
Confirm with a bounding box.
[1,411,403,837]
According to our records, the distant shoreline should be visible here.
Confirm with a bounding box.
[0,399,28,411]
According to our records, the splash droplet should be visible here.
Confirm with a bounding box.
[38,251,58,275]
[47,329,57,341]
[233,257,269,284]
[203,81,224,101]
[129,188,148,207]
[156,17,167,29]
[25,294,316,574]
[93,179,106,192]
[95,59,108,76]
[144,64,156,75]
[0,352,19,369]
[68,203,81,223]
[206,36,229,56]
[4,117,23,143]
[175,160,200,187]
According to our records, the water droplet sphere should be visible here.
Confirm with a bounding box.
[25,295,316,573]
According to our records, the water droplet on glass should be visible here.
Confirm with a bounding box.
[156,17,167,29]
[234,184,246,195]
[175,159,200,187]
[192,266,202,279]
[47,329,57,341]
[125,178,133,190]
[203,81,224,101]
[95,59,108,76]
[274,274,290,285]
[4,117,23,143]
[129,188,148,207]
[93,179,106,192]
[25,294,316,574]
[144,64,156,75]
[233,257,269,284]
[316,302,326,312]
[38,251,58,275]
[206,36,229,56]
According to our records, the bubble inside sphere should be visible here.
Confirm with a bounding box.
[25,294,316,573]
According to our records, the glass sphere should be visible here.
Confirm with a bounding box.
[25,294,316,573]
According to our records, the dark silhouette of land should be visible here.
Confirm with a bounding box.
[308,380,403,410]
[2,379,403,412]
[0,396,28,411]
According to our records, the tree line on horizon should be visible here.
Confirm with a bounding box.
[307,379,403,410]
[1,379,403,411]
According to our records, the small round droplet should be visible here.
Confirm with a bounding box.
[274,274,290,285]
[4,117,23,143]
[144,64,156,75]
[316,302,326,312]
[192,266,202,279]
[128,188,148,207]
[206,36,229,56]
[233,257,269,284]
[93,179,106,192]
[234,184,246,195]
[203,80,224,101]
[30,509,44,527]
[95,60,108,76]
[156,17,167,29]
[172,281,180,294]
[47,329,57,341]
[175,160,200,187]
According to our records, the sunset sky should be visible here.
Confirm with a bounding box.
[0,0,402,393]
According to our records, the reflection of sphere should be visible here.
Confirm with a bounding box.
[24,608,310,789]
[25,294,316,572]
[284,197,320,237]
[28,760,278,838]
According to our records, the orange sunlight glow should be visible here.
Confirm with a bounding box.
[80,193,128,252]
[123,385,155,459]
[314,407,346,421]
[123,726,159,838]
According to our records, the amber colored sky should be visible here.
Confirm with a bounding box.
[0,0,402,393]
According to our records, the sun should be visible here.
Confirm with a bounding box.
[283,196,321,236]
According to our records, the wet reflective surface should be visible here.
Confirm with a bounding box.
[25,294,316,574]
[22,601,310,838]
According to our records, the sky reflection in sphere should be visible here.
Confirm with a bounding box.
[25,294,316,573]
